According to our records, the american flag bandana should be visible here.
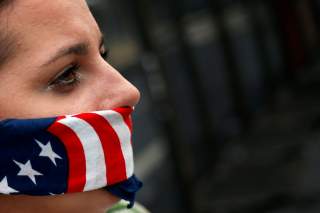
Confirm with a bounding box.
[0,107,142,207]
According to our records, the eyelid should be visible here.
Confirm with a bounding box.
[46,64,81,94]
[45,36,107,92]
[48,64,77,84]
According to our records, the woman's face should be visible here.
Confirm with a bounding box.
[0,0,140,119]
[0,0,140,212]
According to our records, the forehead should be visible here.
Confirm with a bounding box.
[2,0,100,56]
[8,0,94,25]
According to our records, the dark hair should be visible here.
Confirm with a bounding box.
[0,0,12,8]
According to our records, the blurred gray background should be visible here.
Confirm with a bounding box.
[87,0,320,212]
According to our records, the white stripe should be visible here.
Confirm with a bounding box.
[95,110,134,178]
[57,117,107,191]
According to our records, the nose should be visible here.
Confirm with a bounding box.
[95,62,141,110]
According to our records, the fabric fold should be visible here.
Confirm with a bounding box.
[106,175,143,208]
[0,107,142,205]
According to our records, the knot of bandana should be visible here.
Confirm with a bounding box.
[0,107,142,207]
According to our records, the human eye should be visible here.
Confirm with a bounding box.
[47,64,81,92]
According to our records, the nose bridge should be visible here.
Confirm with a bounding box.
[96,62,141,110]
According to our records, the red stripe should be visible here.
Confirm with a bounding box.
[113,108,133,146]
[75,113,127,185]
[56,115,66,121]
[47,121,86,192]
[113,107,133,132]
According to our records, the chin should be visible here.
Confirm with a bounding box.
[0,190,120,213]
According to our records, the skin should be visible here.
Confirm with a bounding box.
[0,0,140,212]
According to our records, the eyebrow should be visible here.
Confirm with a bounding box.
[41,35,104,67]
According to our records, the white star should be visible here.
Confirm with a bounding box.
[13,160,42,184]
[35,139,62,166]
[0,177,18,194]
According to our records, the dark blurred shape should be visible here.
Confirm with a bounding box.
[87,0,320,212]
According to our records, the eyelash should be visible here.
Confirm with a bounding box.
[47,64,81,92]
[101,49,109,60]
[48,49,110,92]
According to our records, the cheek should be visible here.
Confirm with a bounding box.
[0,87,92,119]
[0,68,118,119]
[0,83,99,119]
[0,78,34,119]
[30,84,108,117]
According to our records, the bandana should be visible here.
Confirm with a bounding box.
[0,107,142,207]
